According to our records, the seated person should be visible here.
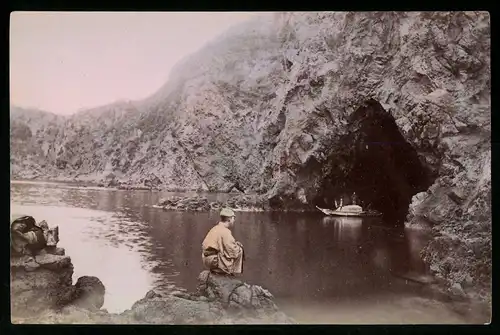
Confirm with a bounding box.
[201,208,244,276]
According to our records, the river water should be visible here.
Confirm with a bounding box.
[10,180,470,324]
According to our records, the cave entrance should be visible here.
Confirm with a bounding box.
[316,99,434,225]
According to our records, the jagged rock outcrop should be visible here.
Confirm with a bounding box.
[10,12,490,306]
[10,107,65,179]
[196,270,291,323]
[10,248,105,318]
[127,271,293,324]
[10,216,107,319]
[12,257,293,324]
[11,254,74,317]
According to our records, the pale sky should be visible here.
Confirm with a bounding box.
[10,11,263,115]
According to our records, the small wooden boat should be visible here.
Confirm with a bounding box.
[316,205,382,217]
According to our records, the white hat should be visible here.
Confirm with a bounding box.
[220,208,235,217]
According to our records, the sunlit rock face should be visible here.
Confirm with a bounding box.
[11,12,490,305]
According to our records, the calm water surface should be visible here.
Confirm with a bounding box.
[10,181,468,324]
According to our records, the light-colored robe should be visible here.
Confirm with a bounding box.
[201,223,244,275]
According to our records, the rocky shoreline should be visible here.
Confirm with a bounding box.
[12,178,245,193]
[11,252,488,324]
[11,178,316,212]
[10,220,294,324]
[12,267,294,324]
[11,178,163,192]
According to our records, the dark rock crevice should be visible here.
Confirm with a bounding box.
[313,99,435,224]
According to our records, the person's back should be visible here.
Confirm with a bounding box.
[201,208,244,275]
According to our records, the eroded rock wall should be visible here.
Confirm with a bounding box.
[10,254,74,317]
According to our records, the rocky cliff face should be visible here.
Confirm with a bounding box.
[10,107,65,179]
[11,12,490,304]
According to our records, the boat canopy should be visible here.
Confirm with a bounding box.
[338,205,363,213]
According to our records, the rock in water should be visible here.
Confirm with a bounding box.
[71,276,106,311]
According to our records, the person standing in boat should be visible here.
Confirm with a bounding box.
[201,208,244,276]
[352,192,358,205]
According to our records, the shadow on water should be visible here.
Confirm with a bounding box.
[10,181,433,314]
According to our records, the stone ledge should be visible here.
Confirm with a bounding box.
[11,254,72,272]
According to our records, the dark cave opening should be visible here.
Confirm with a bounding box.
[315,99,434,225]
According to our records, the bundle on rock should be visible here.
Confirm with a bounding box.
[10,215,63,257]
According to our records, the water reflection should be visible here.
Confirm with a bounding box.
[322,216,363,243]
[8,203,159,313]
[403,227,431,275]
[10,181,431,312]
